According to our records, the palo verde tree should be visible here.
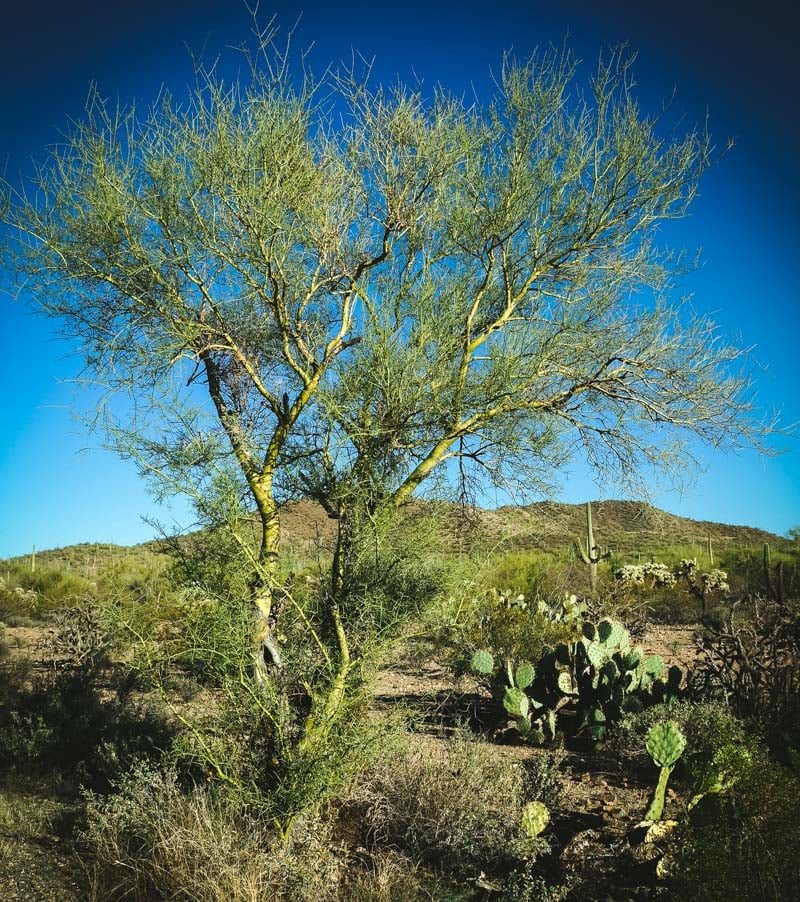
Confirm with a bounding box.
[1,30,765,767]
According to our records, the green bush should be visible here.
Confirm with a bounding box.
[483,550,565,600]
[0,663,172,790]
[673,760,800,900]
[458,588,583,668]
[609,700,758,768]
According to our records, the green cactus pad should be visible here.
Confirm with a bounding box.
[557,671,574,694]
[644,655,664,679]
[598,618,624,647]
[515,662,535,690]
[646,721,686,768]
[517,716,532,738]
[586,641,605,668]
[624,670,640,692]
[588,706,607,724]
[503,686,529,719]
[582,621,597,641]
[521,801,549,839]
[586,708,607,740]
[618,650,641,671]
[470,649,495,675]
[600,659,620,683]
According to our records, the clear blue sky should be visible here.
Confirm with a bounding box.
[1,0,798,557]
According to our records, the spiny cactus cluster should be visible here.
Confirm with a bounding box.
[614,562,676,589]
[679,559,729,593]
[471,612,683,742]
[498,588,528,610]
[700,569,730,593]
[530,592,586,625]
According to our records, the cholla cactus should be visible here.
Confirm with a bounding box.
[614,562,676,590]
[701,569,729,594]
[679,559,729,612]
[642,562,677,588]
[614,564,646,588]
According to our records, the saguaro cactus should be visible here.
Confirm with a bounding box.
[576,502,610,594]
[763,543,786,606]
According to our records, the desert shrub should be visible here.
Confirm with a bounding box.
[339,849,470,901]
[498,861,572,901]
[0,580,46,622]
[350,730,561,879]
[483,550,565,600]
[0,663,172,790]
[609,699,758,768]
[672,760,800,901]
[457,588,584,669]
[36,605,114,670]
[690,598,800,761]
[84,764,344,901]
[0,566,97,621]
[163,666,396,831]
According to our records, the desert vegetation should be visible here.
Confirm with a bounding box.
[0,19,795,900]
[0,501,799,900]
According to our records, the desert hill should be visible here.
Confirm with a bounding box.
[4,499,785,571]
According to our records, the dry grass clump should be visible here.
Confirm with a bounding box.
[348,729,562,877]
[84,728,563,901]
[84,766,343,902]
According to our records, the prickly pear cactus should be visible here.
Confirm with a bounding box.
[585,641,605,668]
[645,721,686,821]
[586,706,607,740]
[515,662,535,690]
[597,618,624,647]
[471,649,495,675]
[643,655,664,680]
[521,801,549,839]
[557,671,574,694]
[503,686,529,719]
[646,720,686,768]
